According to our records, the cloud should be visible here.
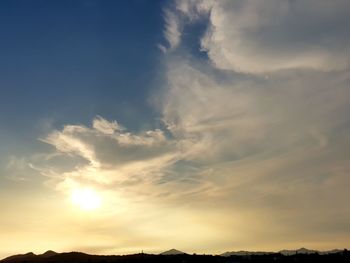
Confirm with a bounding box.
[43,125,99,168]
[163,9,182,50]
[159,61,350,248]
[154,0,350,247]
[92,116,123,135]
[162,0,213,51]
[38,117,179,197]
[170,0,350,73]
[4,156,35,181]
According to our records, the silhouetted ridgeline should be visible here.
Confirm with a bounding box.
[1,250,349,263]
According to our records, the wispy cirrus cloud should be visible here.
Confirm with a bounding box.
[163,8,182,50]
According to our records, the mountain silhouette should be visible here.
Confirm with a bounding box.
[1,249,349,263]
[160,249,186,255]
[41,251,58,258]
[221,250,274,256]
[1,252,36,262]
[279,247,322,255]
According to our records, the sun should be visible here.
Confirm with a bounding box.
[71,188,102,211]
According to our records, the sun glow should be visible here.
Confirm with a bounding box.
[71,188,102,210]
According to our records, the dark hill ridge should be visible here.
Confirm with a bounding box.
[1,252,36,262]
[220,250,274,257]
[2,251,58,262]
[221,247,345,256]
[1,249,349,263]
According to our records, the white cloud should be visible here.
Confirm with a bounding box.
[39,117,179,196]
[43,125,99,168]
[170,0,350,73]
[93,116,123,135]
[162,61,269,162]
[175,0,213,20]
[163,9,182,50]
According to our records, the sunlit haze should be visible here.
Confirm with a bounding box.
[71,188,102,211]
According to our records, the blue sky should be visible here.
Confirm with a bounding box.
[0,0,168,178]
[1,0,350,258]
[0,0,164,136]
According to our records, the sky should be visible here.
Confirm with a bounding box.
[1,0,350,258]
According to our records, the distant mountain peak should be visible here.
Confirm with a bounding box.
[41,250,57,257]
[160,249,186,255]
